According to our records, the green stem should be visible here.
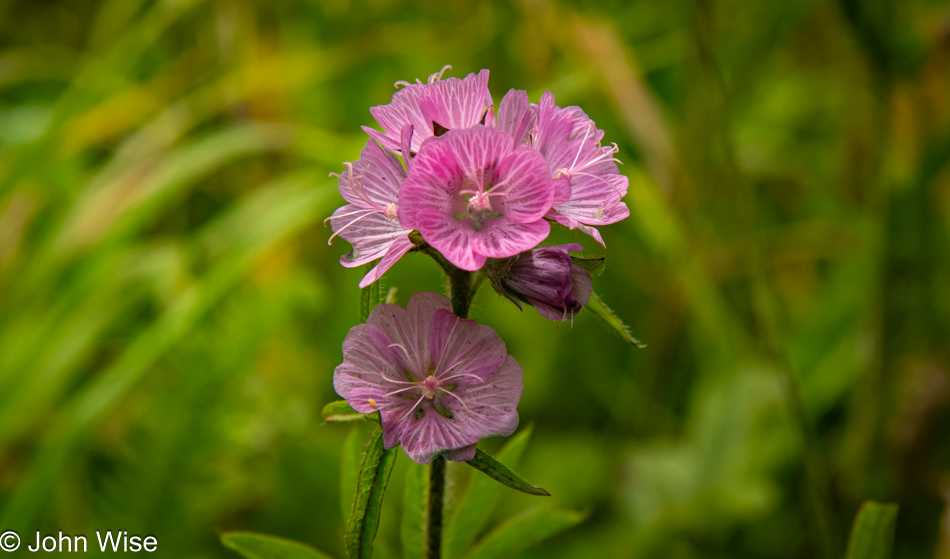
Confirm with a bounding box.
[427,456,446,559]
[423,259,473,559]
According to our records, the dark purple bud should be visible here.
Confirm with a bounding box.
[488,244,593,321]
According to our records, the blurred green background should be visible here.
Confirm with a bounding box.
[1,0,949,557]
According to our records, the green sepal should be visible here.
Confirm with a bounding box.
[570,255,606,275]
[220,532,335,559]
[321,400,379,423]
[345,427,397,559]
[845,501,899,559]
[466,448,550,497]
[586,291,645,347]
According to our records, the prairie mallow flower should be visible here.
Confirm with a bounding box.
[327,139,414,288]
[333,292,523,464]
[488,243,593,321]
[398,126,556,271]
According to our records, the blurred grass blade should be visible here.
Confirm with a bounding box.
[221,532,336,559]
[444,428,533,559]
[845,501,898,559]
[587,292,645,348]
[401,463,428,559]
[322,400,378,423]
[466,447,549,497]
[0,179,333,529]
[571,256,606,275]
[359,270,381,323]
[461,508,585,559]
[346,427,397,559]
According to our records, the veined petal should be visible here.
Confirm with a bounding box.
[368,69,494,155]
[419,69,494,135]
[427,309,507,382]
[546,211,607,247]
[336,139,406,209]
[415,208,487,271]
[329,205,411,268]
[491,144,556,223]
[437,126,512,191]
[448,355,522,437]
[470,217,550,260]
[397,141,463,228]
[357,234,415,288]
[497,89,535,146]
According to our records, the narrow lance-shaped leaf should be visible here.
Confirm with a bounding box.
[845,501,899,559]
[466,448,549,497]
[322,400,379,424]
[461,508,585,559]
[359,266,381,323]
[221,532,336,559]
[586,291,645,348]
[444,428,533,559]
[346,427,397,559]
[570,255,606,276]
[340,426,363,524]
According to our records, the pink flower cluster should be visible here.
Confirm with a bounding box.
[329,67,629,286]
[330,68,630,464]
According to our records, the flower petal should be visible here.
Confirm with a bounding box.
[497,89,534,146]
[428,309,507,382]
[419,69,494,135]
[469,217,550,260]
[329,205,411,268]
[336,139,406,209]
[491,144,556,223]
[414,208,487,271]
[448,355,523,439]
[357,234,415,288]
[397,140,463,228]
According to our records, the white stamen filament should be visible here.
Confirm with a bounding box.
[327,211,375,245]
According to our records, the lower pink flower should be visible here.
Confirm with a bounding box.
[333,292,523,464]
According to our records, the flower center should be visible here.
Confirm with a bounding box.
[420,374,440,399]
[453,189,504,231]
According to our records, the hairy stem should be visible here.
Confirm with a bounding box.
[425,267,473,558]
[426,456,447,559]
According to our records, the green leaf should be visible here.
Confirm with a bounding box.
[220,532,335,559]
[466,447,550,497]
[461,508,585,559]
[359,268,381,323]
[586,291,645,347]
[345,427,397,559]
[845,501,899,559]
[340,425,363,523]
[571,255,606,275]
[322,400,378,424]
[401,463,429,559]
[443,429,533,559]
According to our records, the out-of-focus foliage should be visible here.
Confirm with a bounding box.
[0,0,948,558]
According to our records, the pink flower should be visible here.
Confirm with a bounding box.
[362,66,495,156]
[327,139,414,288]
[489,244,593,321]
[529,91,630,246]
[397,126,556,271]
[333,292,523,464]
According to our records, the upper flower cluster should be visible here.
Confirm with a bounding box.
[329,67,629,286]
